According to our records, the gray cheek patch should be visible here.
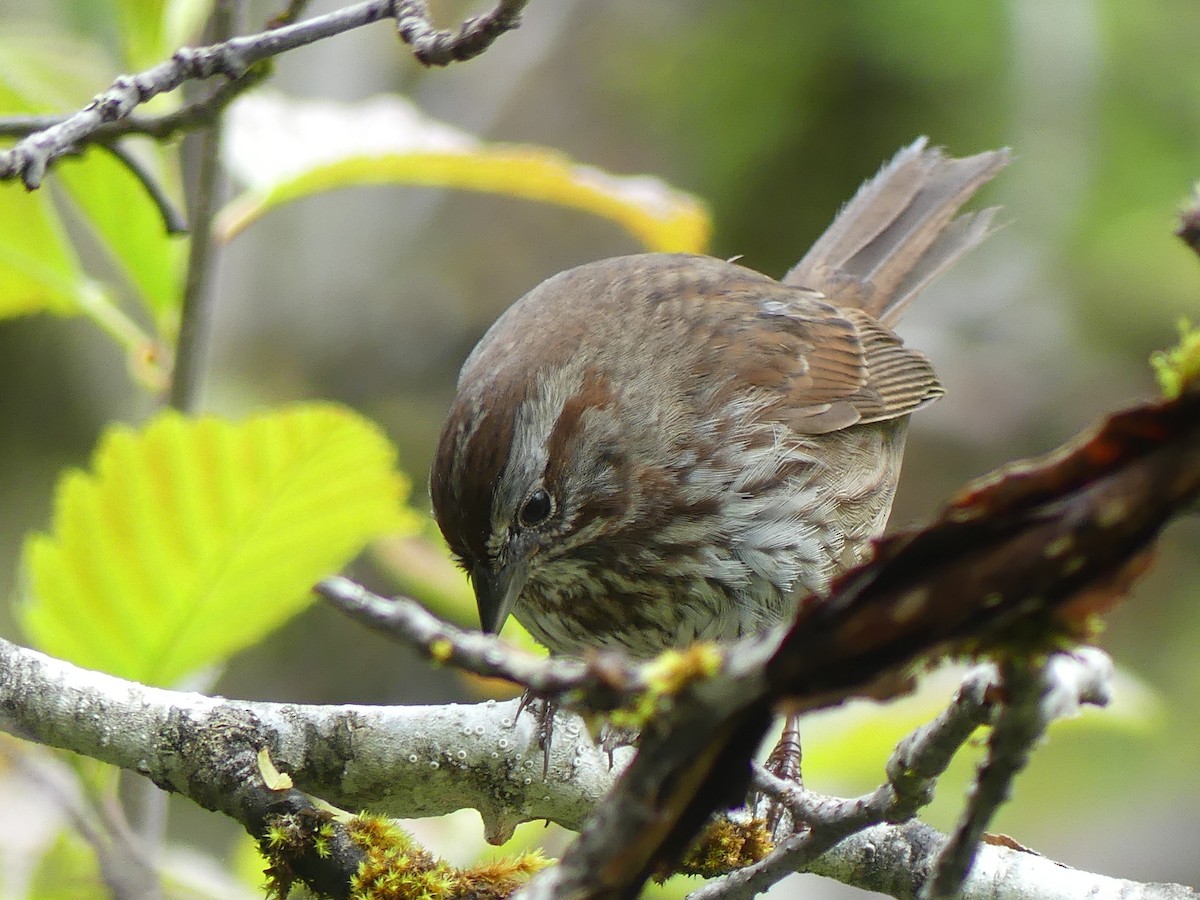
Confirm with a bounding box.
[492,364,586,538]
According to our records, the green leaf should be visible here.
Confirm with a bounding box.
[56,148,188,328]
[0,25,172,344]
[115,0,170,71]
[21,404,414,686]
[217,91,711,254]
[0,26,119,320]
[0,26,114,114]
[163,0,214,52]
[0,186,93,318]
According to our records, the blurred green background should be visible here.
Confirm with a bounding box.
[2,0,1199,897]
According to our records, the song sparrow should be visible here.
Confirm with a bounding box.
[431,138,1008,659]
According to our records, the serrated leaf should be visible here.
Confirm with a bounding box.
[217,91,711,254]
[21,404,414,686]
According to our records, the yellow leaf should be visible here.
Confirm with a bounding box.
[216,91,711,254]
[20,404,413,686]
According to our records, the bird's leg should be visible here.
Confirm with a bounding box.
[516,690,557,777]
[758,713,804,838]
[765,713,803,786]
[598,723,639,768]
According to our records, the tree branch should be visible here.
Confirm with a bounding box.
[924,656,1048,898]
[168,0,244,412]
[809,820,1199,900]
[688,652,1116,900]
[0,67,268,146]
[0,0,530,190]
[395,0,528,66]
[0,636,625,843]
[2,631,1191,898]
[316,575,649,704]
[515,379,1200,898]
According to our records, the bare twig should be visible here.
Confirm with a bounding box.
[696,665,999,900]
[0,0,530,189]
[395,0,528,66]
[693,653,1110,900]
[922,656,1050,899]
[0,0,398,189]
[0,68,267,145]
[0,634,623,842]
[316,575,647,702]
[168,0,244,412]
[809,819,1199,900]
[2,631,1186,898]
[97,143,189,235]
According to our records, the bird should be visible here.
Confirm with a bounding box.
[430,138,1009,670]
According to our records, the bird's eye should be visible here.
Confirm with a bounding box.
[518,488,554,528]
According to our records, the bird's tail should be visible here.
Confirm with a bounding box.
[783,137,1010,325]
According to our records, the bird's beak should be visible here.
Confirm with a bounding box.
[471,558,529,634]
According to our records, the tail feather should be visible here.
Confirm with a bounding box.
[783,137,1010,325]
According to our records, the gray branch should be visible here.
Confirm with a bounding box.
[0,635,623,846]
[810,820,1199,900]
[702,662,1003,900]
[316,575,650,704]
[1,633,1192,899]
[0,1,394,189]
[395,0,528,66]
[0,0,527,190]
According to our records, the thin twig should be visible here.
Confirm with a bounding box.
[316,575,647,702]
[395,0,528,66]
[0,67,268,145]
[168,0,243,411]
[695,654,1109,900]
[922,656,1049,899]
[0,0,398,189]
[704,668,996,900]
[0,0,529,188]
[98,143,188,235]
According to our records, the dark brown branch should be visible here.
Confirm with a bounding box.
[517,380,1200,899]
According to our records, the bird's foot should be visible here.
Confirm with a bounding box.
[757,714,804,839]
[516,691,557,777]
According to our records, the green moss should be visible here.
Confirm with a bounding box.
[1150,319,1200,398]
[671,816,773,880]
[610,643,725,730]
[346,813,548,900]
